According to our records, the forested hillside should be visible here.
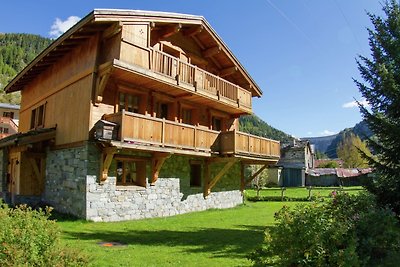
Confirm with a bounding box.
[239,114,293,143]
[0,33,52,104]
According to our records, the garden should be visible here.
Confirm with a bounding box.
[2,185,399,266]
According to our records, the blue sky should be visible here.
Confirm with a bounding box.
[0,0,384,137]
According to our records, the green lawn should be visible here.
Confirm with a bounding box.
[245,186,364,199]
[57,201,298,267]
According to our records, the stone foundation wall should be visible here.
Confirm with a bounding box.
[86,176,243,222]
[44,143,99,217]
[43,144,243,222]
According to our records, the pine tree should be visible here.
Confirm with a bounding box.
[354,0,400,215]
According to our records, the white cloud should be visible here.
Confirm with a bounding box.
[319,130,336,136]
[49,16,81,38]
[342,98,370,108]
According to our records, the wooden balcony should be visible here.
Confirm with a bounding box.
[114,43,252,114]
[151,48,252,109]
[103,111,280,161]
[219,130,280,160]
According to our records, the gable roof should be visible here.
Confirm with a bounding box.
[5,9,262,97]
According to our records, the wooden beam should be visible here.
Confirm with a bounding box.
[203,159,211,197]
[186,52,209,66]
[95,63,113,103]
[244,164,268,186]
[204,159,238,198]
[183,25,203,37]
[175,93,193,99]
[202,46,221,58]
[150,152,171,185]
[102,22,122,39]
[100,147,117,182]
[240,163,246,192]
[219,66,238,78]
[160,24,182,39]
[28,158,41,184]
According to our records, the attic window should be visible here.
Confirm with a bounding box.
[30,103,46,129]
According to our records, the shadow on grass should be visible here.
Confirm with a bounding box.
[63,224,271,259]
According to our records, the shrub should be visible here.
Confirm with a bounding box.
[0,203,88,266]
[249,192,400,266]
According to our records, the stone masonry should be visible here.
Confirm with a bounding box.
[43,142,243,221]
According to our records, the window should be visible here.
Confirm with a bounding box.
[212,117,222,131]
[118,92,140,113]
[30,104,46,129]
[116,159,146,187]
[3,112,14,118]
[156,102,169,119]
[190,163,202,187]
[0,127,7,134]
[181,108,192,124]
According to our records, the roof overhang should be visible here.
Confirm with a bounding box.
[0,127,56,149]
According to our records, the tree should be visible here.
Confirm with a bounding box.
[317,160,339,168]
[336,133,372,168]
[354,0,400,215]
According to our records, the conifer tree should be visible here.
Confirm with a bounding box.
[354,0,400,215]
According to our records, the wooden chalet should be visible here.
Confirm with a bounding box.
[0,10,280,221]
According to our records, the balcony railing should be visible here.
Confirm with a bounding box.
[104,110,220,153]
[103,111,280,160]
[150,48,252,109]
[219,130,280,158]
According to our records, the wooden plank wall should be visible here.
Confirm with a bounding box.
[19,35,99,145]
[120,24,151,68]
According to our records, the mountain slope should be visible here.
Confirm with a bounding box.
[0,33,52,104]
[239,114,293,143]
[304,120,373,158]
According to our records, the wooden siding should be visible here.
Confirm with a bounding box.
[18,35,99,145]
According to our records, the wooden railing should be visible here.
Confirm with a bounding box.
[103,112,280,159]
[219,130,280,158]
[150,48,252,109]
[104,111,220,153]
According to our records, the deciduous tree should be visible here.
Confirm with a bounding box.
[336,133,371,168]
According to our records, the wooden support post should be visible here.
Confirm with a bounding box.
[28,158,41,184]
[203,160,211,198]
[100,147,117,182]
[203,158,237,198]
[244,164,268,186]
[281,187,286,201]
[95,63,112,103]
[240,162,245,192]
[150,152,170,185]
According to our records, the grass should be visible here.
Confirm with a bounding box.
[57,201,298,267]
[245,186,364,200]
